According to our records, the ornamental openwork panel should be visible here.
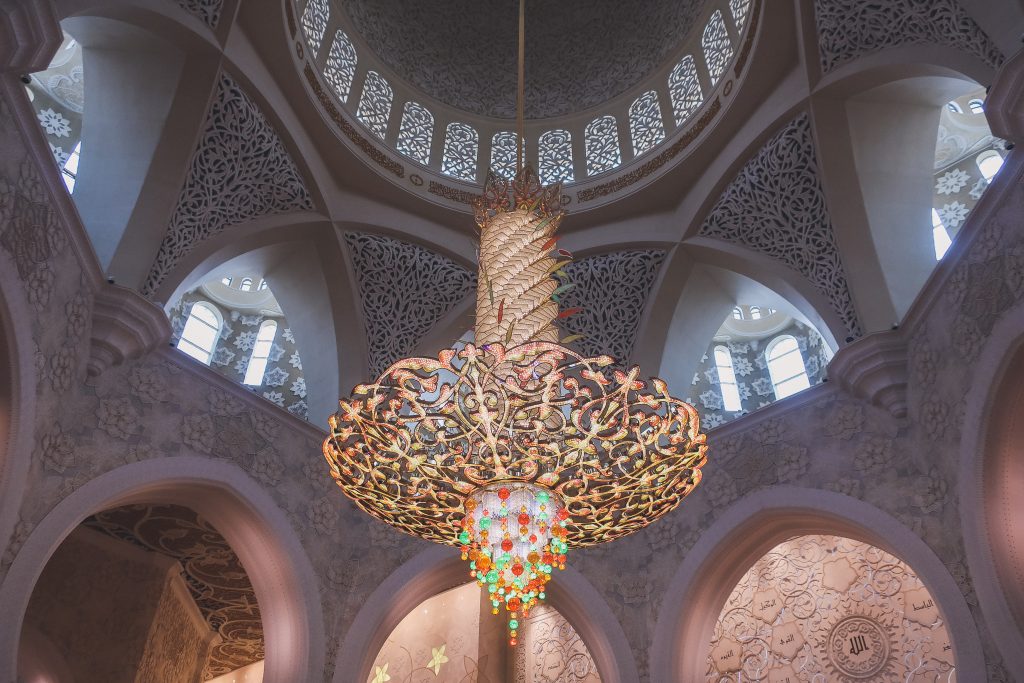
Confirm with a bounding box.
[324,29,357,103]
[323,341,708,548]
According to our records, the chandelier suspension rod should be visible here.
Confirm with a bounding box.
[516,0,525,175]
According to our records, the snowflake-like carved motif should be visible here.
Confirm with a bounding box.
[441,122,479,182]
[629,91,666,157]
[702,10,734,85]
[584,116,621,177]
[700,114,862,336]
[356,71,393,140]
[324,29,357,103]
[323,341,708,548]
[396,101,434,165]
[538,129,574,185]
[669,55,703,126]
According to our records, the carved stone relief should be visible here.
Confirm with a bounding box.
[814,0,1003,73]
[175,0,224,29]
[344,232,475,377]
[84,504,263,679]
[699,114,862,337]
[705,534,955,681]
[142,73,313,296]
[555,249,666,363]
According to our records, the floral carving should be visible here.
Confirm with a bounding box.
[175,0,223,28]
[182,414,215,454]
[36,426,77,474]
[0,159,67,310]
[823,402,864,440]
[814,0,1003,73]
[307,496,339,536]
[143,74,313,295]
[700,114,862,336]
[344,232,475,376]
[96,397,140,440]
[128,364,168,404]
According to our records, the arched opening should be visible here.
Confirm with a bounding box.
[650,489,984,681]
[168,275,308,419]
[19,504,266,681]
[367,580,601,682]
[0,457,325,683]
[705,534,955,679]
[334,547,638,683]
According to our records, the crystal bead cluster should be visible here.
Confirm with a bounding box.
[460,483,569,644]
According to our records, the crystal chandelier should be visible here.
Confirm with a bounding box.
[323,0,708,647]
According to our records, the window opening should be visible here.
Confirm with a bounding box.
[714,345,742,412]
[177,302,221,365]
[766,335,810,399]
[243,320,279,386]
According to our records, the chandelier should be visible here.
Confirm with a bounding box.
[323,0,708,647]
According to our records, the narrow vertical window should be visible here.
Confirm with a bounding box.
[729,0,752,31]
[357,71,393,140]
[976,150,1004,182]
[668,56,703,126]
[731,306,743,320]
[490,131,522,179]
[749,306,761,320]
[714,346,742,412]
[240,277,253,292]
[299,0,330,56]
[584,116,621,176]
[629,91,666,157]
[702,10,734,86]
[441,122,479,182]
[538,129,574,185]
[258,278,269,291]
[932,208,951,260]
[325,29,357,102]
[968,98,985,114]
[243,320,279,386]
[395,102,434,164]
[766,335,810,399]
[221,276,232,286]
[177,302,221,365]
[62,141,81,193]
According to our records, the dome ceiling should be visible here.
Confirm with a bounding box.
[342,0,710,119]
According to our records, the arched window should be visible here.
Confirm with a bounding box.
[702,10,734,86]
[538,129,574,185]
[714,345,742,412]
[258,278,268,291]
[177,302,221,365]
[946,101,963,114]
[441,122,479,181]
[932,208,951,260]
[668,55,703,126]
[729,0,752,31]
[239,277,253,292]
[243,320,278,386]
[356,71,393,140]
[396,101,434,164]
[299,0,330,56]
[324,29,357,103]
[749,306,761,320]
[629,91,666,157]
[968,98,985,114]
[731,306,743,320]
[61,141,81,193]
[766,335,810,399]
[977,150,1004,182]
[490,131,522,179]
[584,115,621,176]
[220,276,232,286]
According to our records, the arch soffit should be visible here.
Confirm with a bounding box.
[649,486,985,682]
[55,0,223,49]
[0,456,326,683]
[333,545,639,683]
[958,303,1024,674]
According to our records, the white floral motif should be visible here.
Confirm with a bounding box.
[290,377,307,399]
[239,314,262,326]
[262,391,285,407]
[49,143,69,166]
[268,343,286,363]
[211,347,235,366]
[262,367,289,387]
[233,331,257,351]
[37,108,71,137]
[732,355,753,377]
[969,177,988,200]
[937,201,970,228]
[699,390,724,411]
[935,168,970,195]
[704,413,725,429]
[289,352,302,370]
[751,377,773,396]
[287,400,309,418]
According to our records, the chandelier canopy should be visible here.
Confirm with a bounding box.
[323,166,708,644]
